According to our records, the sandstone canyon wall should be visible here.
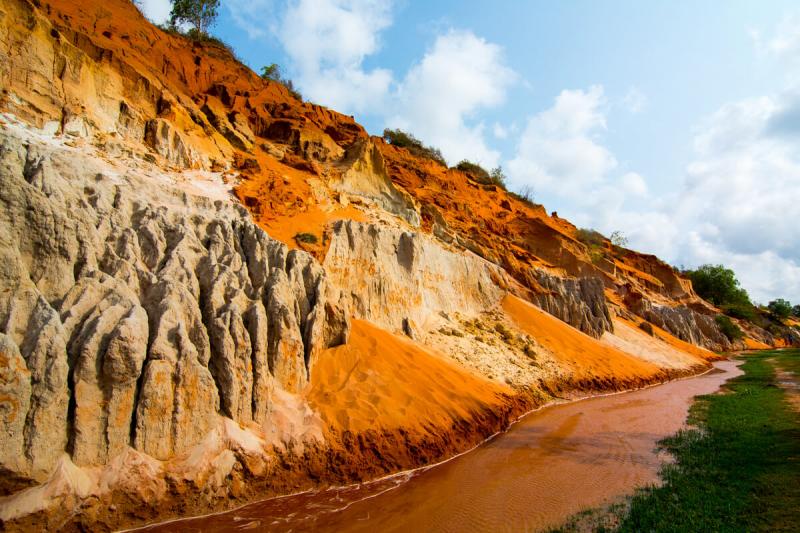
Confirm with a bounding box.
[0,0,791,530]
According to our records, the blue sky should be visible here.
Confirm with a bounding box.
[139,0,800,304]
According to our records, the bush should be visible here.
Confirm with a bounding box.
[768,299,793,320]
[685,264,751,308]
[455,160,490,181]
[575,228,605,247]
[794,305,800,318]
[489,166,507,187]
[716,315,743,341]
[260,63,303,101]
[156,25,242,63]
[721,302,758,322]
[383,128,446,166]
[294,232,318,244]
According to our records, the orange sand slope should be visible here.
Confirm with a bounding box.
[604,319,708,369]
[307,320,511,433]
[744,337,771,350]
[502,295,665,381]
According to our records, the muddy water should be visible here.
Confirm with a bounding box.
[139,360,741,533]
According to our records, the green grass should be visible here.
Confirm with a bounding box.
[294,232,318,244]
[552,349,800,533]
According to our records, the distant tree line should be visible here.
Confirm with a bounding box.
[682,264,799,340]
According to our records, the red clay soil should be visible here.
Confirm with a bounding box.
[21,0,712,314]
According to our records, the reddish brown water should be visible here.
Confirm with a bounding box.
[137,360,741,533]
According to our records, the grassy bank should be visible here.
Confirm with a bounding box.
[552,349,800,532]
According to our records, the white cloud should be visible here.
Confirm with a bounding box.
[137,0,171,25]
[277,0,394,114]
[225,1,514,165]
[507,83,800,303]
[508,85,616,194]
[619,171,648,196]
[388,30,516,167]
[753,14,800,60]
[493,122,508,139]
[622,86,648,113]
[674,90,800,299]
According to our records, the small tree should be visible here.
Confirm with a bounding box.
[767,299,792,320]
[715,315,743,341]
[170,0,220,35]
[610,230,628,248]
[260,63,303,100]
[260,63,281,81]
[490,166,507,187]
[685,264,751,307]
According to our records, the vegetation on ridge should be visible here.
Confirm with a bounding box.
[261,63,303,101]
[383,128,447,166]
[169,0,220,36]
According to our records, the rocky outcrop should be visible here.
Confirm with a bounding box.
[529,269,612,338]
[333,140,421,227]
[632,300,731,352]
[324,220,510,335]
[0,125,348,486]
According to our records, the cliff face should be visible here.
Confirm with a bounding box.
[0,0,788,530]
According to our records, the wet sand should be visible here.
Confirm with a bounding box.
[135,360,741,533]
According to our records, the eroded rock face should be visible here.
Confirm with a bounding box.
[324,219,509,333]
[529,270,612,338]
[0,127,348,483]
[333,140,421,227]
[634,299,731,352]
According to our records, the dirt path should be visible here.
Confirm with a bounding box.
[771,359,800,413]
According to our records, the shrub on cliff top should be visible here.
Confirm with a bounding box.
[575,228,605,247]
[684,264,751,307]
[715,314,743,341]
[169,0,220,36]
[455,160,508,189]
[456,160,490,180]
[767,298,793,320]
[383,128,447,166]
[260,63,303,101]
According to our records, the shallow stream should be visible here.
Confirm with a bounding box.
[138,360,741,532]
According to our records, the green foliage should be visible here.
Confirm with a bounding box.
[609,230,628,248]
[768,298,793,320]
[382,128,446,166]
[574,228,607,264]
[260,63,302,101]
[169,0,220,35]
[551,350,800,532]
[684,264,751,307]
[294,232,318,244]
[794,305,800,318]
[454,160,507,189]
[616,351,800,532]
[720,301,758,322]
[715,314,743,341]
[575,228,605,247]
[489,165,507,187]
[260,63,280,80]
[455,160,490,180]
